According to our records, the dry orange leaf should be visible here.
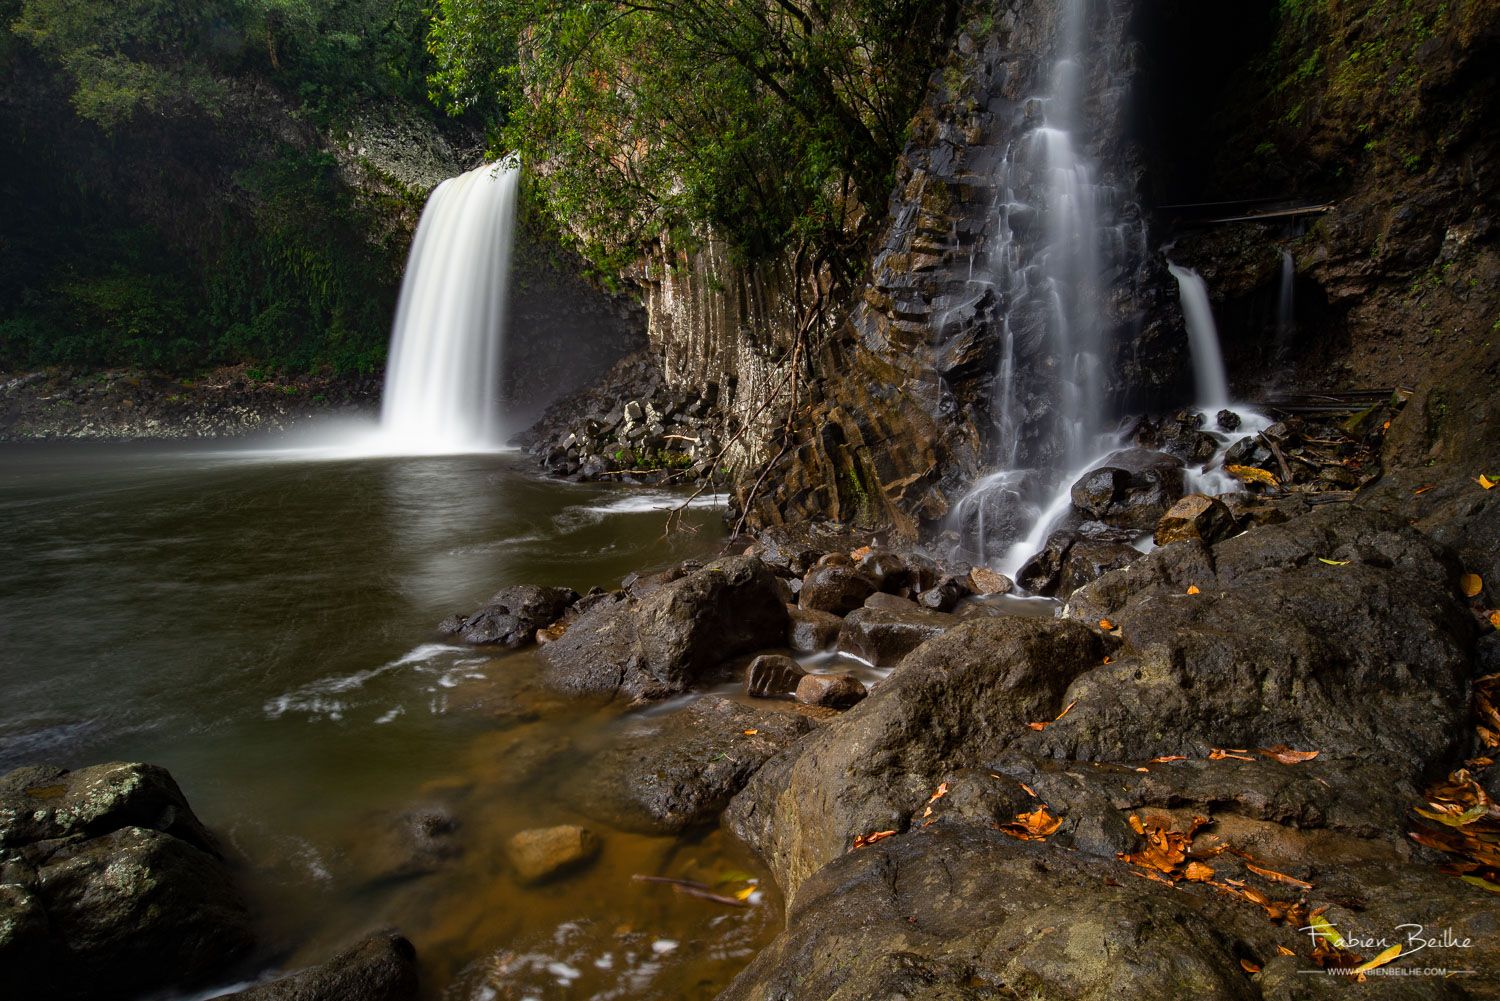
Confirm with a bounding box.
[850,830,897,850]
[742,729,759,735]
[1187,584,1201,595]
[1259,745,1320,765]
[1150,754,1188,764]
[927,781,950,804]
[1461,573,1484,598]
[999,805,1063,841]
[1227,464,1279,488]
[1102,655,1114,665]
[1489,611,1500,630]
[1276,945,1296,957]
[1099,618,1115,630]
[1185,861,1216,881]
[1239,958,1262,974]
[1028,699,1078,731]
[1020,782,1038,798]
[1414,483,1435,495]
[1479,474,1497,491]
[1210,748,1256,762]
[850,546,872,561]
[1244,860,1314,890]
[1353,943,1403,978]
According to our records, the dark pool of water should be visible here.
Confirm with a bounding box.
[0,439,779,999]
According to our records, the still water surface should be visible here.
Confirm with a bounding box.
[0,441,778,999]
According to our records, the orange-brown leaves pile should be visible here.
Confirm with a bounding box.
[1410,767,1500,893]
[1000,805,1063,841]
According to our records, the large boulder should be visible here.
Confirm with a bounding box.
[439,585,580,647]
[1154,493,1237,547]
[727,617,1110,896]
[225,931,419,1001]
[798,564,877,615]
[836,606,958,666]
[561,696,813,833]
[1069,448,1187,530]
[1015,528,1142,598]
[0,763,252,999]
[540,557,790,701]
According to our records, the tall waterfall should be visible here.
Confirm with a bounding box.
[1277,249,1296,351]
[379,160,520,453]
[952,0,1131,572]
[1168,264,1231,411]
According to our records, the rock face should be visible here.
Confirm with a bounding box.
[723,503,1494,997]
[745,654,806,698]
[0,762,253,999]
[1154,492,1237,547]
[728,617,1110,897]
[1068,448,1187,530]
[226,930,419,1001]
[562,696,813,834]
[439,585,580,647]
[793,674,868,710]
[797,564,877,616]
[836,606,958,666]
[506,826,600,884]
[1016,528,1143,598]
[540,557,789,701]
[787,607,841,652]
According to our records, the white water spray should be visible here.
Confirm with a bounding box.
[379,159,520,453]
[1168,264,1231,412]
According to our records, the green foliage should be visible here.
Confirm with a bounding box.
[429,0,957,273]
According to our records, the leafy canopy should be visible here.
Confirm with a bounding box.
[429,0,957,273]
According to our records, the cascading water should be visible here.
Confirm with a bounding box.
[951,0,1133,574]
[1168,264,1231,411]
[1276,249,1296,352]
[379,159,520,453]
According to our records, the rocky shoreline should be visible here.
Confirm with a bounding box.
[8,401,1494,998]
[0,367,379,442]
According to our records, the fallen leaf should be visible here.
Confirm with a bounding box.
[1020,782,1038,798]
[1414,483,1435,495]
[1277,945,1296,957]
[850,830,897,850]
[1028,700,1078,731]
[1099,618,1115,631]
[1000,806,1064,841]
[850,546,872,561]
[733,884,758,901]
[1490,611,1500,630]
[1353,943,1402,977]
[1102,655,1114,665]
[1307,913,1346,948]
[1227,464,1279,488]
[1135,766,1150,772]
[742,729,759,735]
[927,782,950,804]
[1460,874,1500,893]
[1239,958,1262,974]
[1150,755,1188,763]
[1259,745,1321,765]
[1461,573,1484,598]
[1480,475,1497,490]
[1128,814,1146,835]
[1185,861,1216,881]
[1317,558,1350,566]
[1243,860,1315,890]
[1210,748,1256,762]
[1187,585,1201,595]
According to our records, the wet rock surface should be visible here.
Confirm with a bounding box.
[1069,448,1187,530]
[540,557,789,702]
[1155,492,1238,547]
[793,673,868,710]
[439,585,580,647]
[506,825,601,884]
[225,930,419,1001]
[836,606,958,666]
[745,654,806,698]
[797,564,877,616]
[563,696,813,834]
[0,762,253,999]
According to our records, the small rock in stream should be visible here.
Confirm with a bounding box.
[224,930,419,1001]
[506,825,601,884]
[1153,493,1236,547]
[795,673,868,710]
[745,654,806,698]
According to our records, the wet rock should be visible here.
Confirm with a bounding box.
[563,697,812,834]
[837,606,958,666]
[859,549,939,597]
[1224,434,1273,468]
[966,565,1013,595]
[728,618,1110,897]
[1069,448,1186,530]
[439,585,580,648]
[0,762,254,999]
[1016,530,1141,598]
[916,577,966,612]
[540,557,790,701]
[506,825,601,884]
[745,654,806,698]
[862,591,920,612]
[1154,493,1237,547]
[798,564,877,615]
[352,806,461,885]
[225,931,419,1001]
[787,606,841,652]
[1216,408,1242,431]
[794,674,868,710]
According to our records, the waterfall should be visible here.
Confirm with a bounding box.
[379,160,520,453]
[1168,264,1231,412]
[951,0,1130,571]
[1277,249,1296,350]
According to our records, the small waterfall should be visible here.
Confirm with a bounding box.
[1168,264,1231,412]
[1276,249,1296,351]
[952,0,1130,571]
[379,160,520,453]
